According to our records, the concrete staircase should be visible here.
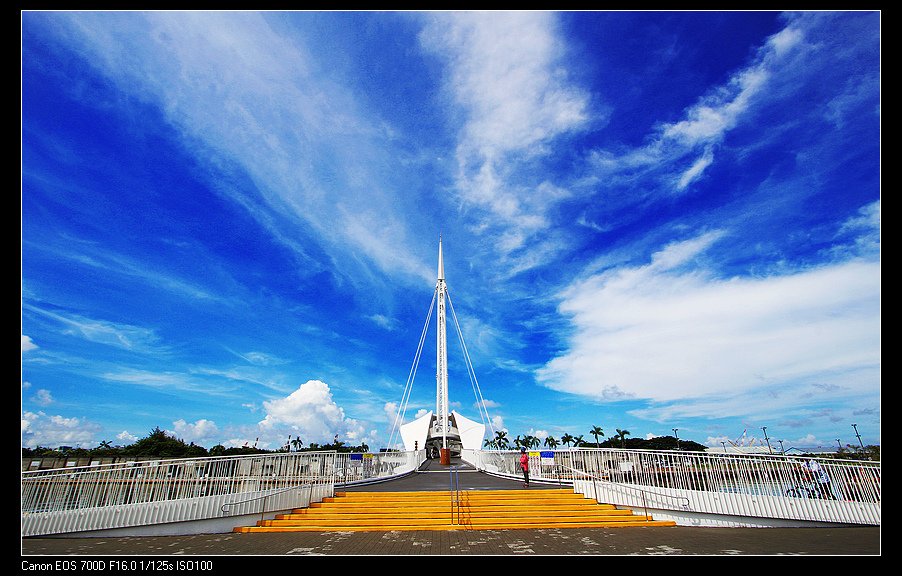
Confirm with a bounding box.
[232,488,677,532]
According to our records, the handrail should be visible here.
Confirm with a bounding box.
[563,465,691,521]
[449,465,460,525]
[220,483,311,523]
[22,449,426,537]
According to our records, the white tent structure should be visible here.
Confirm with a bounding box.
[391,238,491,458]
[399,410,486,453]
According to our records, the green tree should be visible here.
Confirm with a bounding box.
[616,428,631,448]
[561,433,575,448]
[590,425,605,448]
[544,436,559,449]
[494,430,510,450]
[513,435,524,450]
[290,437,304,452]
[522,435,540,449]
[572,435,585,448]
[122,427,209,458]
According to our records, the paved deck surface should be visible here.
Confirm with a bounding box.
[21,458,881,558]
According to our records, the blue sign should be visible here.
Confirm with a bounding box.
[350,454,363,461]
[540,451,554,458]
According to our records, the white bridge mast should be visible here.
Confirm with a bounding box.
[435,236,449,449]
[392,236,491,457]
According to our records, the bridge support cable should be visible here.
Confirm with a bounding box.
[387,290,436,450]
[446,289,497,442]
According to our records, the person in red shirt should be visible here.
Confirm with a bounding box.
[519,448,529,488]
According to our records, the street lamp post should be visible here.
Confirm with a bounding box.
[721,441,727,453]
[852,424,865,450]
[672,428,679,451]
[761,426,773,454]
[836,439,843,452]
[777,439,785,455]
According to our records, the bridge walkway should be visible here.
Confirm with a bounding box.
[21,457,880,556]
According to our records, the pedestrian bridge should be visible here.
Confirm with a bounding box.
[21,448,880,537]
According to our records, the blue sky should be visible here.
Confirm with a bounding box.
[21,11,880,453]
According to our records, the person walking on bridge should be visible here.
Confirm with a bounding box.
[519,448,530,488]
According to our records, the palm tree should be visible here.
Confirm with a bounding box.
[483,438,496,449]
[616,428,631,448]
[291,437,304,452]
[544,436,560,449]
[590,425,605,448]
[523,435,540,450]
[513,435,524,450]
[561,433,575,448]
[573,434,585,448]
[494,430,510,450]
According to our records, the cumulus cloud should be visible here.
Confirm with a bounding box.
[536,233,880,418]
[22,335,38,352]
[117,430,138,444]
[30,389,53,407]
[258,379,352,444]
[21,411,103,448]
[171,419,219,444]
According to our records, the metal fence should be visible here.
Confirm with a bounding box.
[464,448,880,526]
[21,450,424,536]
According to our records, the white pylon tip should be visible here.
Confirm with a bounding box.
[437,236,445,281]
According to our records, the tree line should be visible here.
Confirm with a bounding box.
[22,425,879,460]
[22,426,371,460]
[482,427,708,452]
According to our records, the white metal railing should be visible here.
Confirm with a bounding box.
[332,450,424,486]
[465,448,880,526]
[22,450,425,536]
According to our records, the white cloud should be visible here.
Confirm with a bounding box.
[420,11,588,247]
[22,335,38,352]
[31,389,53,407]
[117,430,138,444]
[39,11,430,290]
[171,419,219,444]
[422,12,588,159]
[368,314,397,330]
[592,19,806,195]
[833,200,880,259]
[21,411,103,448]
[676,148,714,190]
[23,305,163,353]
[237,351,286,366]
[536,233,880,417]
[258,379,350,444]
[529,429,548,441]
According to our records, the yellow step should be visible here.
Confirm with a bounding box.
[232,489,677,533]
